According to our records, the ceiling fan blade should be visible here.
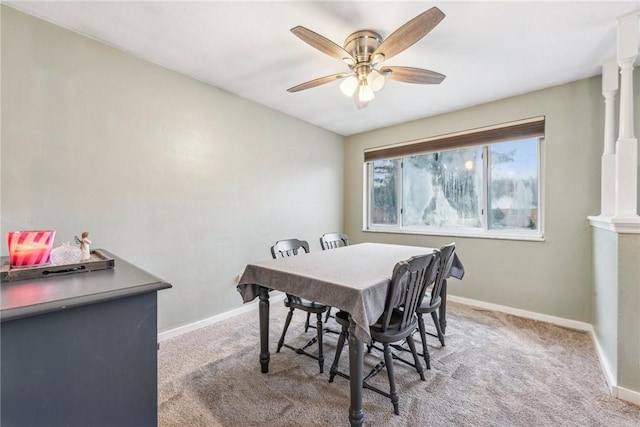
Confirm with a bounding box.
[372,7,445,62]
[291,26,356,64]
[287,73,352,93]
[381,66,446,84]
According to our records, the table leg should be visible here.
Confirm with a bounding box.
[258,287,270,373]
[348,319,364,427]
[439,279,448,334]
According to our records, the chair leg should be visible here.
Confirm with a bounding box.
[316,313,324,373]
[329,325,348,382]
[406,335,425,381]
[417,313,431,369]
[304,312,311,332]
[277,308,295,353]
[383,343,399,416]
[431,311,445,347]
[324,307,332,322]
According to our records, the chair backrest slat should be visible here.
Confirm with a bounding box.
[320,233,349,250]
[429,243,456,306]
[271,239,310,259]
[380,250,440,332]
[271,239,311,302]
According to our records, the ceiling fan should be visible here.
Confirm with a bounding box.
[287,7,446,109]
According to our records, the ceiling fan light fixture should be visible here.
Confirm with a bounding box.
[357,80,374,103]
[354,97,369,110]
[367,70,385,92]
[340,75,359,97]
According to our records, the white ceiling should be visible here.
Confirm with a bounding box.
[6,1,640,136]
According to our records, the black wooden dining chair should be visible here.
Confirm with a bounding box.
[319,232,349,250]
[319,232,349,321]
[271,238,329,373]
[416,243,456,369]
[328,251,440,415]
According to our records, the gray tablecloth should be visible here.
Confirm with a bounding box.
[238,242,463,344]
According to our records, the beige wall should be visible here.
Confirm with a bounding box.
[592,228,640,394]
[617,233,640,392]
[1,6,344,332]
[345,77,605,323]
[592,228,618,382]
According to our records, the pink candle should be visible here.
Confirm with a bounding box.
[7,230,56,267]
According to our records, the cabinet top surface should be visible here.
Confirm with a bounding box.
[1,249,172,322]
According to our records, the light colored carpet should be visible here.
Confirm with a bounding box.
[158,301,640,426]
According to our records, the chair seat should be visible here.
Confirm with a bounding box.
[335,310,350,326]
[417,290,441,313]
[371,309,419,344]
[370,308,404,330]
[285,295,328,313]
[336,308,422,344]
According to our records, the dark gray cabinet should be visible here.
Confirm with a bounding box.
[1,250,172,427]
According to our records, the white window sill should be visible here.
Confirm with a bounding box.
[363,227,545,242]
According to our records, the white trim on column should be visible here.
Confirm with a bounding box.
[588,215,640,233]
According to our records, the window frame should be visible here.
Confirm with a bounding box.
[363,119,545,242]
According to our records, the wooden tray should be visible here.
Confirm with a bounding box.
[1,249,115,283]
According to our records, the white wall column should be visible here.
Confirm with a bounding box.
[600,57,618,217]
[613,13,639,221]
[589,11,640,233]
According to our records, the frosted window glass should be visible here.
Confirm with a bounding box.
[403,147,483,228]
[489,138,538,230]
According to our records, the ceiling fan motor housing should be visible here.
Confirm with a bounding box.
[344,30,383,77]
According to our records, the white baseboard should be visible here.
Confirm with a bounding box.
[581,330,640,406]
[586,324,618,395]
[158,293,285,342]
[616,385,640,406]
[449,295,640,407]
[447,295,592,331]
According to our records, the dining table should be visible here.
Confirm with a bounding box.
[237,242,464,426]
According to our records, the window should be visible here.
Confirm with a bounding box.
[365,117,544,240]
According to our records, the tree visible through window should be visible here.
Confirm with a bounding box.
[367,136,541,238]
[371,160,397,225]
[489,139,538,230]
